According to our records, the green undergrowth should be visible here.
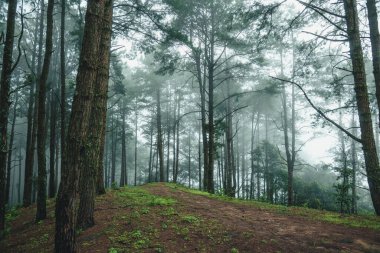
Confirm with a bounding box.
[107,186,230,253]
[115,186,176,207]
[164,183,380,231]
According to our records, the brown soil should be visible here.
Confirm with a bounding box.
[145,184,380,253]
[1,183,379,253]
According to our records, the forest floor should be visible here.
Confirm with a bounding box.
[1,183,380,253]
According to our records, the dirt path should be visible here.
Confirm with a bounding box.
[146,184,380,253]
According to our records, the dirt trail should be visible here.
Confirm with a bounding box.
[146,184,380,253]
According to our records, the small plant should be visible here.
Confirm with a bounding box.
[108,248,118,253]
[231,248,239,253]
[111,182,119,190]
[181,215,200,224]
[131,230,142,239]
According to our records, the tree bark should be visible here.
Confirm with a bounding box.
[157,88,165,182]
[36,0,54,222]
[77,0,113,229]
[120,102,127,187]
[49,86,57,198]
[366,0,380,126]
[343,0,380,215]
[0,0,18,238]
[6,93,18,204]
[55,0,106,251]
[23,8,39,208]
[60,0,67,174]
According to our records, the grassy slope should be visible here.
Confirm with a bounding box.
[1,183,380,253]
[164,183,380,231]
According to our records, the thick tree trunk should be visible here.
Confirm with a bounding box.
[36,0,54,222]
[77,0,113,229]
[0,0,18,238]
[343,0,380,215]
[55,0,106,251]
[366,0,380,126]
[205,2,215,194]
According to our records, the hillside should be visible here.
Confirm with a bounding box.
[1,183,380,253]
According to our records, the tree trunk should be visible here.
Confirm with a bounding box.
[60,0,67,175]
[23,7,39,208]
[343,0,380,215]
[120,103,127,187]
[111,117,116,185]
[36,0,54,222]
[49,87,57,198]
[174,97,180,183]
[156,88,165,182]
[366,0,380,126]
[351,112,358,214]
[280,47,295,206]
[0,0,18,237]
[188,132,191,188]
[148,123,153,183]
[134,101,138,186]
[6,93,18,204]
[77,0,113,229]
[198,121,202,190]
[55,0,106,251]
[18,144,22,204]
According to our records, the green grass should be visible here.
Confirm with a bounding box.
[165,183,380,231]
[116,186,176,207]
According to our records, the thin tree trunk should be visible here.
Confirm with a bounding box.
[351,112,358,214]
[49,86,57,198]
[6,93,18,204]
[148,124,153,183]
[24,7,39,208]
[157,88,164,182]
[198,121,202,190]
[120,102,127,187]
[60,0,67,174]
[111,117,116,185]
[188,131,191,187]
[174,98,180,183]
[18,144,22,204]
[134,101,138,186]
